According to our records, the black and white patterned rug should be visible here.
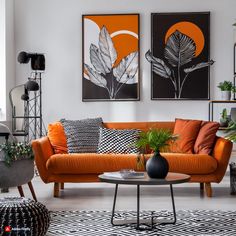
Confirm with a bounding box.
[47,210,236,236]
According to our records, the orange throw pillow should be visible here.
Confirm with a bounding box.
[194,121,220,154]
[171,118,202,153]
[48,121,68,154]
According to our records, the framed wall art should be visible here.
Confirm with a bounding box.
[147,12,213,100]
[82,14,140,101]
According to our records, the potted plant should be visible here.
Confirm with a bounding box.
[0,142,34,188]
[220,108,230,127]
[224,121,236,142]
[135,128,177,178]
[217,81,234,100]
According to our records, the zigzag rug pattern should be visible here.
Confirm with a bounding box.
[47,210,236,236]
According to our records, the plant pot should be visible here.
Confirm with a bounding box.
[220,118,229,127]
[221,91,231,100]
[146,151,169,178]
[0,159,34,188]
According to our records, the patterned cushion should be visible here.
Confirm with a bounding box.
[61,118,103,153]
[97,127,140,154]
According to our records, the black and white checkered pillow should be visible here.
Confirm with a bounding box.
[97,127,140,154]
[61,117,103,153]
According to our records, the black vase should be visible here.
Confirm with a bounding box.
[146,151,169,178]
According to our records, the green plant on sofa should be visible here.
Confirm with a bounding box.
[0,142,34,167]
[135,129,177,169]
[136,128,177,153]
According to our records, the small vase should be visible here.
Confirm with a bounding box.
[221,91,231,100]
[146,151,169,179]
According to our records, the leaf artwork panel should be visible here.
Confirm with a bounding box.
[82,14,140,101]
[149,12,212,100]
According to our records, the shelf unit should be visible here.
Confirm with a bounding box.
[208,100,236,121]
[209,44,236,122]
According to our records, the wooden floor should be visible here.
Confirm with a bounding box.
[1,168,235,212]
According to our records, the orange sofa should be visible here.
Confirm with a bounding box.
[31,122,233,198]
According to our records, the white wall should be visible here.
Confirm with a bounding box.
[14,0,236,125]
[6,0,15,122]
[0,0,6,121]
[0,0,15,124]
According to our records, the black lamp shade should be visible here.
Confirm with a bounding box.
[17,51,45,71]
[31,54,45,71]
[17,51,30,64]
[26,81,39,91]
[21,93,29,101]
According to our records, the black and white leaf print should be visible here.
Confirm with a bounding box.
[184,60,215,73]
[90,44,110,74]
[164,30,196,67]
[84,64,107,88]
[145,50,171,79]
[113,51,138,84]
[99,26,117,71]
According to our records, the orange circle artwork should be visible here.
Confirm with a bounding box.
[165,21,205,57]
[112,35,138,67]
[85,15,139,65]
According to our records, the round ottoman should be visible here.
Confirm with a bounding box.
[0,197,50,235]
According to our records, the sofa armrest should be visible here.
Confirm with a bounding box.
[31,136,54,183]
[211,136,233,182]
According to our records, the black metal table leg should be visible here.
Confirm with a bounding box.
[111,184,118,226]
[170,184,177,224]
[136,184,140,230]
[159,184,176,225]
[110,183,177,229]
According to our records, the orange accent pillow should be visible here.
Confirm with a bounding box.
[171,118,202,153]
[48,121,68,154]
[194,121,220,154]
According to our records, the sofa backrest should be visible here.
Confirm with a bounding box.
[103,121,175,132]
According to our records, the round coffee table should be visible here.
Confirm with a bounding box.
[99,172,190,230]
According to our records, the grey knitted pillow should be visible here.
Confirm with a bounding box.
[61,117,103,153]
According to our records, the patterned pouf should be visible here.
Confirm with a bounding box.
[0,197,50,235]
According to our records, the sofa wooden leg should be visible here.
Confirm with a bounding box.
[60,183,64,190]
[205,182,212,197]
[54,183,60,197]
[200,183,204,191]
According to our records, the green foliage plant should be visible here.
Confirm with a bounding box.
[135,129,177,170]
[221,108,228,120]
[136,128,178,154]
[217,81,234,91]
[220,108,230,127]
[225,121,236,142]
[0,142,34,167]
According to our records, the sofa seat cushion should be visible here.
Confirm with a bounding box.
[162,153,218,174]
[46,153,218,175]
[46,154,138,174]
